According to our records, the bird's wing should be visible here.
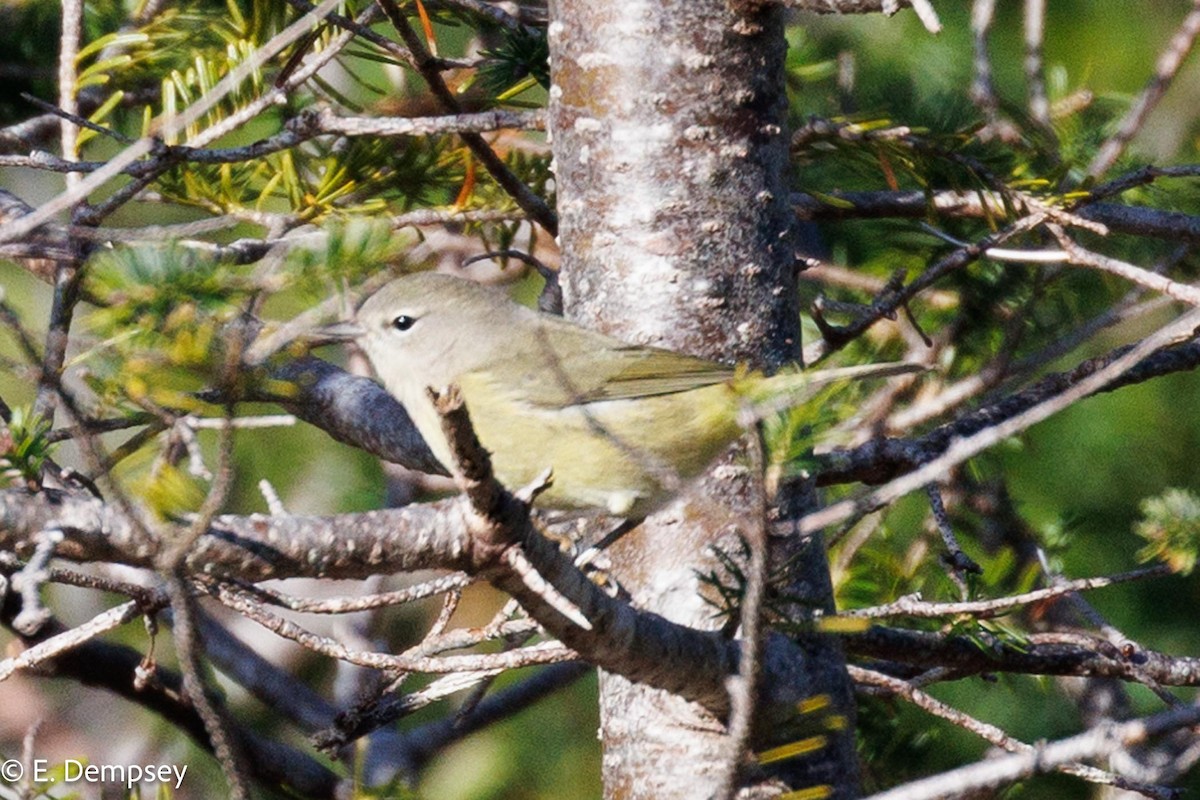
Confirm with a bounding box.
[577,345,736,401]
[477,320,736,407]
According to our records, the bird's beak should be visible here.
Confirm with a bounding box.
[305,321,365,347]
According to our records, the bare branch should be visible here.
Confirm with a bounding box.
[862,701,1200,800]
[425,385,746,714]
[236,572,471,614]
[210,578,575,673]
[713,424,771,800]
[968,0,1019,142]
[803,212,1049,362]
[848,566,1170,620]
[278,0,420,70]
[1023,0,1050,127]
[769,0,940,32]
[0,483,796,719]
[847,625,1200,686]
[793,189,1200,245]
[1087,4,1200,178]
[314,106,544,138]
[0,598,145,682]
[852,667,1175,799]
[376,0,558,236]
[0,108,542,175]
[426,0,534,31]
[1050,223,1200,306]
[1088,163,1200,200]
[165,575,252,800]
[56,0,84,189]
[0,488,471,578]
[195,610,340,733]
[0,0,348,245]
[805,309,1200,531]
[387,663,591,772]
[818,325,1200,488]
[0,584,338,797]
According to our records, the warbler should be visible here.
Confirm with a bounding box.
[322,272,917,516]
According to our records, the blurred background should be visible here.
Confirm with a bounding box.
[2,1,1200,798]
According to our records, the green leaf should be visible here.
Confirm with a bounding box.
[478,27,550,101]
[75,31,149,63]
[77,89,125,149]
[0,407,53,490]
[284,217,413,294]
[808,191,856,209]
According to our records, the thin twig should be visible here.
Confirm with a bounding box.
[242,573,473,614]
[390,663,591,771]
[848,565,1171,620]
[31,250,83,424]
[376,0,558,236]
[803,212,1049,363]
[713,420,771,800]
[316,106,544,137]
[0,109,541,175]
[0,599,146,682]
[165,575,252,800]
[1023,0,1050,128]
[0,0,346,244]
[862,700,1200,800]
[57,0,84,190]
[802,308,1200,533]
[1087,163,1200,202]
[278,0,422,70]
[887,292,1173,433]
[159,403,239,567]
[908,0,942,32]
[1087,3,1200,178]
[1050,223,1200,307]
[852,667,1177,799]
[210,579,575,673]
[427,0,532,31]
[9,528,63,635]
[969,0,1018,142]
[926,484,981,582]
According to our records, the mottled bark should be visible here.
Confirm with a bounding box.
[548,2,859,797]
[550,5,800,367]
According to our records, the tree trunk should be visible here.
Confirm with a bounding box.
[548,2,860,797]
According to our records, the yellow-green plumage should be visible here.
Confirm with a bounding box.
[349,272,916,516]
[457,370,744,514]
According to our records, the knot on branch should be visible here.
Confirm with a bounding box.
[287,106,326,138]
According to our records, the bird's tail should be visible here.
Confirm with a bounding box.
[739,361,926,422]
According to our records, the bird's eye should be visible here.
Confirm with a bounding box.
[391,315,417,332]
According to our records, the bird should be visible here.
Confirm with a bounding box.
[322,272,919,516]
